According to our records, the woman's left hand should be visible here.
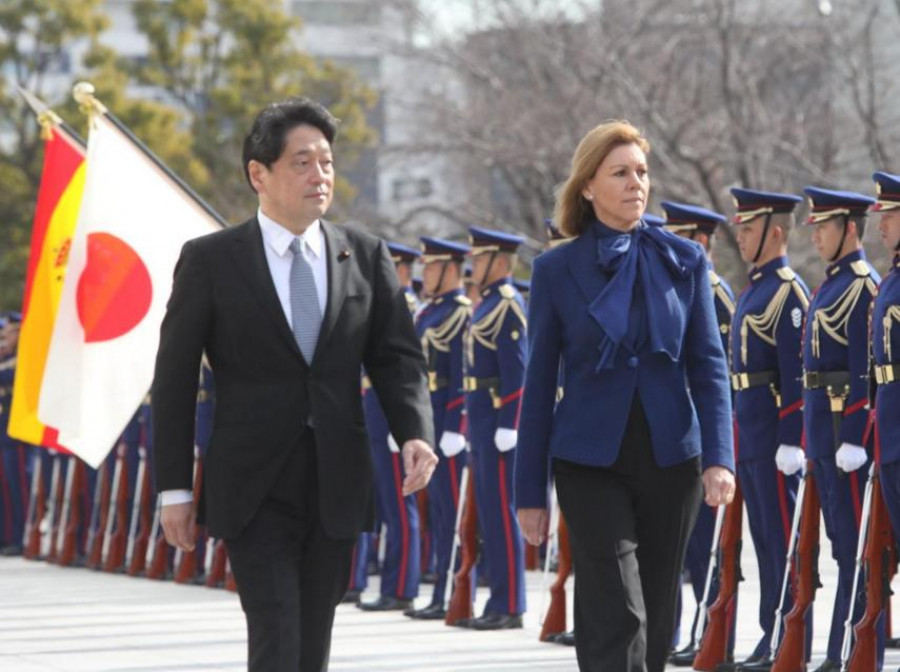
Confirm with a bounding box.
[702,466,736,507]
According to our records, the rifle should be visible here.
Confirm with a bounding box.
[101,441,129,572]
[839,463,875,670]
[749,463,809,669]
[173,445,202,584]
[125,446,152,576]
[144,496,171,580]
[204,538,228,588]
[41,453,63,560]
[55,457,86,566]
[84,457,111,569]
[445,462,478,625]
[443,464,469,609]
[845,464,895,671]
[771,464,822,672]
[693,484,744,671]
[22,452,44,559]
[688,504,728,656]
[540,509,573,642]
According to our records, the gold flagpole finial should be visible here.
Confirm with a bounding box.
[15,85,62,140]
[73,81,107,119]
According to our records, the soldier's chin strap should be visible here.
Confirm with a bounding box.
[829,215,850,264]
[435,261,450,297]
[478,251,499,289]
[752,213,773,265]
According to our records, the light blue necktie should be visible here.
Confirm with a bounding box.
[289,237,322,363]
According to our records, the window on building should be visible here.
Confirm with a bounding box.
[392,177,433,201]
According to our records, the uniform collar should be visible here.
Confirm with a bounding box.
[257,208,322,259]
[432,287,462,304]
[825,248,864,277]
[894,253,900,271]
[749,255,788,284]
[480,277,511,298]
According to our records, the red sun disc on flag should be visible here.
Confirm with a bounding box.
[76,232,152,343]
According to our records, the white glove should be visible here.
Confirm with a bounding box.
[836,443,867,473]
[439,431,466,457]
[388,435,400,454]
[774,445,804,476]
[494,427,518,453]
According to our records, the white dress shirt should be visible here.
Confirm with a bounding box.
[160,210,329,507]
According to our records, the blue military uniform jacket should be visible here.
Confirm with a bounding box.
[516,222,734,509]
[0,354,15,449]
[731,257,810,461]
[710,268,736,359]
[802,250,880,459]
[363,288,419,442]
[465,279,526,437]
[416,289,470,437]
[874,254,900,464]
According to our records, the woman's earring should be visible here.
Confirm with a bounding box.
[585,193,593,201]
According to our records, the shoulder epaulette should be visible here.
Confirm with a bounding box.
[499,284,515,299]
[708,269,721,287]
[455,295,472,306]
[0,358,16,371]
[851,260,872,277]
[776,267,796,282]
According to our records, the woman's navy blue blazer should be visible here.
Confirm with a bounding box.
[515,222,735,510]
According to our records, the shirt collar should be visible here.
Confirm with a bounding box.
[826,248,864,277]
[257,208,322,259]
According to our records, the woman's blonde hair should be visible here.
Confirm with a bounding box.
[553,121,650,237]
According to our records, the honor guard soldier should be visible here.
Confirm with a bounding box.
[660,202,736,665]
[358,242,423,612]
[729,189,810,670]
[404,237,470,619]
[462,226,527,630]
[802,187,880,672]
[870,172,900,567]
[0,312,29,556]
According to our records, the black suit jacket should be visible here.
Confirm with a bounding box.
[152,217,434,540]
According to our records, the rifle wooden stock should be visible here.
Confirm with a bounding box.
[56,458,86,567]
[540,513,572,642]
[445,469,478,625]
[694,485,744,671]
[205,539,228,588]
[772,466,821,672]
[126,447,152,576]
[85,460,111,569]
[525,543,539,571]
[173,447,203,584]
[847,469,895,671]
[42,455,64,560]
[101,442,129,572]
[22,453,44,559]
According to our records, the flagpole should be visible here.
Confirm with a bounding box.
[15,85,86,148]
[72,81,228,230]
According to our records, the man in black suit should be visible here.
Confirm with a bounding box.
[152,99,437,671]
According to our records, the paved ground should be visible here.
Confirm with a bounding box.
[1,521,899,671]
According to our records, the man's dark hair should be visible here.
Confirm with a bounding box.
[242,98,339,191]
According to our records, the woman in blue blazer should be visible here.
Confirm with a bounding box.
[515,121,735,672]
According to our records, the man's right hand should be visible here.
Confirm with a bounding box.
[518,507,550,546]
[161,502,196,552]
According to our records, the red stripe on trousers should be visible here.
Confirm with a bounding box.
[498,455,517,614]
[390,453,410,598]
[775,471,791,544]
[779,400,803,419]
[850,471,862,531]
[449,456,459,510]
[446,396,465,410]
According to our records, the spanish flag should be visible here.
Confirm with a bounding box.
[8,123,86,449]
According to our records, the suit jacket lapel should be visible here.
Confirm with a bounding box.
[230,217,304,360]
[566,231,607,304]
[315,220,350,361]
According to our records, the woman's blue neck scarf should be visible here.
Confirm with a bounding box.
[589,219,704,371]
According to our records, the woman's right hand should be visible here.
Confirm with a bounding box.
[517,507,550,546]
